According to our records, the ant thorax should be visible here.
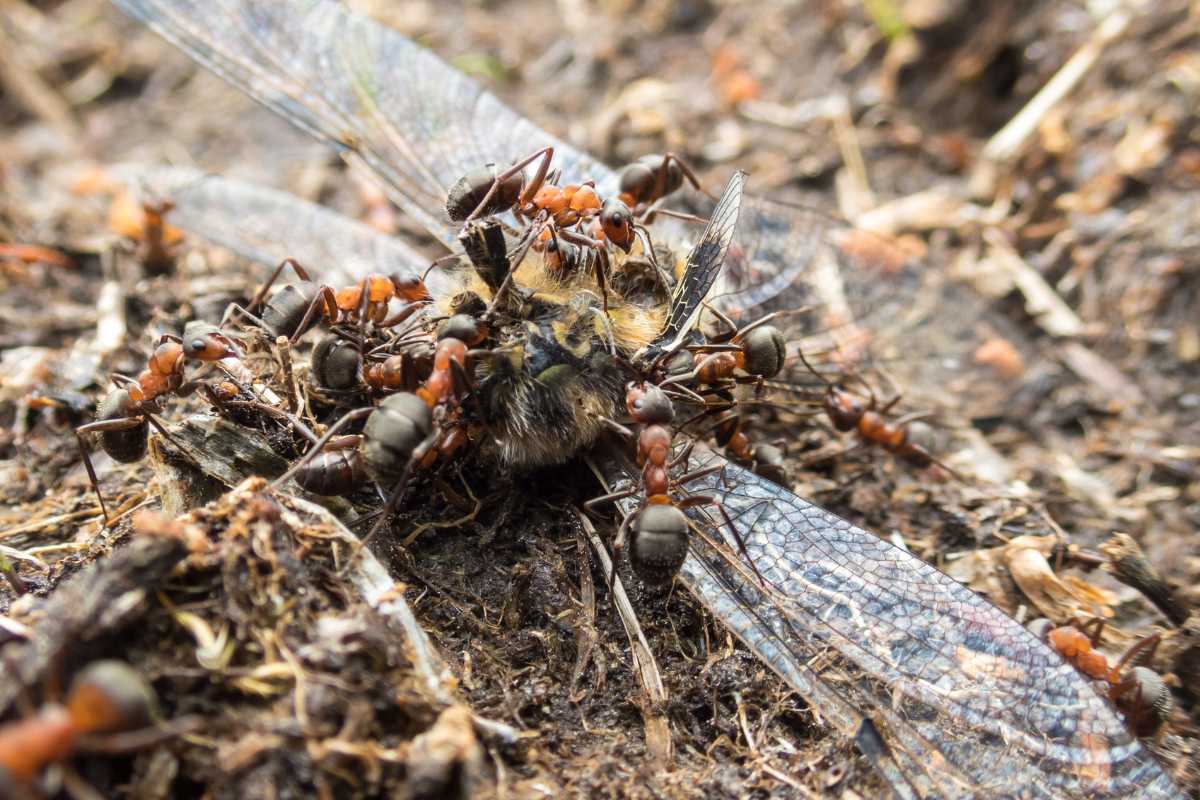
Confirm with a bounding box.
[432,239,680,467]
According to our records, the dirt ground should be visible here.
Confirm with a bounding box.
[1,1,1198,798]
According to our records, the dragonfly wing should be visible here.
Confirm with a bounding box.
[666,447,1178,799]
[668,192,1046,423]
[642,170,746,360]
[110,164,458,295]
[111,0,616,250]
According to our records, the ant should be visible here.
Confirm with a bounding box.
[1028,618,1172,738]
[586,382,742,585]
[108,191,182,273]
[308,312,475,399]
[232,258,430,345]
[444,147,679,303]
[662,310,788,394]
[272,326,480,545]
[797,350,960,478]
[74,322,244,526]
[0,661,156,796]
[709,408,788,485]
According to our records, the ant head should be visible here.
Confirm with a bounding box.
[825,385,863,431]
[390,272,430,302]
[437,314,484,346]
[599,199,634,252]
[181,321,235,362]
[625,382,674,425]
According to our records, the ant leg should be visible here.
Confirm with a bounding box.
[559,228,611,313]
[673,464,724,485]
[659,381,709,407]
[515,146,554,209]
[75,433,110,527]
[645,207,709,225]
[1076,617,1107,646]
[377,301,422,330]
[75,416,147,436]
[796,347,833,388]
[277,337,297,413]
[144,413,185,453]
[701,303,740,343]
[271,407,373,489]
[1111,633,1161,683]
[607,510,635,591]
[356,277,370,356]
[447,359,475,404]
[483,215,548,321]
[669,440,695,470]
[680,494,770,590]
[221,303,275,333]
[631,223,671,292]
[357,429,440,550]
[466,146,555,221]
[733,309,792,340]
[596,417,635,438]
[288,286,339,345]
[584,486,638,514]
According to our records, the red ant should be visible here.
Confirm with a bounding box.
[665,309,788,392]
[108,191,182,273]
[710,409,788,485]
[272,326,480,546]
[308,308,446,397]
[1028,618,1172,738]
[444,147,683,303]
[586,382,743,585]
[0,661,157,795]
[74,322,244,525]
[233,258,430,344]
[797,350,960,478]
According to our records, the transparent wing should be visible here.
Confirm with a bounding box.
[112,0,1040,423]
[665,193,1048,424]
[111,0,616,251]
[635,447,1177,799]
[646,170,745,356]
[110,164,461,298]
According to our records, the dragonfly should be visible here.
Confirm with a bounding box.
[106,1,1179,797]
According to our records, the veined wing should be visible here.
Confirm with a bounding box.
[111,0,1036,423]
[647,447,1177,799]
[110,0,615,251]
[109,164,459,294]
[641,171,746,360]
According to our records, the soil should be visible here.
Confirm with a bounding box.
[1,1,1197,798]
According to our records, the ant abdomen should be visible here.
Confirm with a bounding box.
[293,448,367,496]
[630,504,689,585]
[95,389,148,463]
[261,281,320,339]
[445,165,523,222]
[360,392,433,485]
[66,660,155,734]
[312,336,362,392]
[741,325,786,379]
